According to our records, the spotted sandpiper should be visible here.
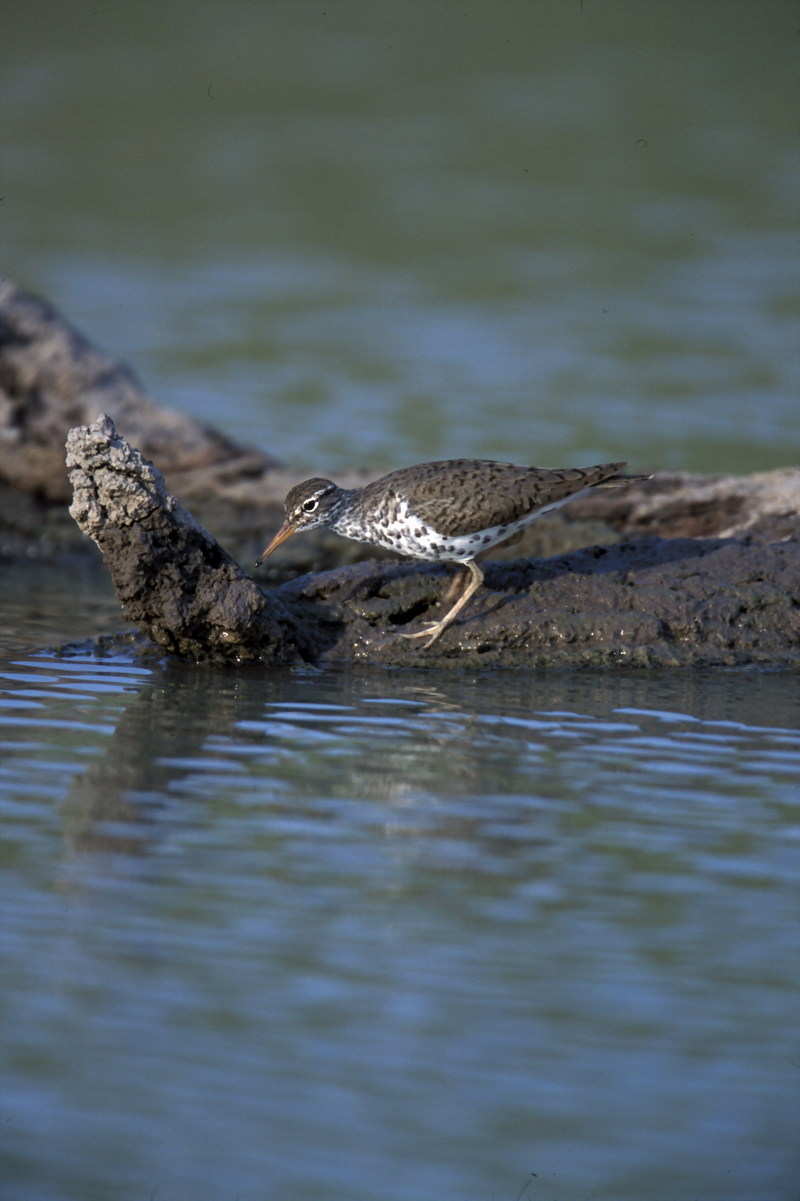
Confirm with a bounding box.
[256,458,646,648]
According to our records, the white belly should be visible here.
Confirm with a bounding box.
[336,490,594,564]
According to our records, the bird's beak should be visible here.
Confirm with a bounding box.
[255,521,297,566]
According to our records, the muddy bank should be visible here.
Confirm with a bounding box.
[66,416,799,669]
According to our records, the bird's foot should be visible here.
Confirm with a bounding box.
[399,620,448,650]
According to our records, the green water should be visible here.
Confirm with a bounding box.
[2,0,798,474]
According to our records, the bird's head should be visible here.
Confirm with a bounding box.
[255,478,340,565]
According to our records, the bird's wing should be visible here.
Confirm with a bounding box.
[397,460,629,537]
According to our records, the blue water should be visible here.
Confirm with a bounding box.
[1,651,798,1201]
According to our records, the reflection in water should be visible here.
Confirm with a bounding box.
[2,654,799,1201]
[52,659,800,877]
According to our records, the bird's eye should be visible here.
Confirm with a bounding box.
[303,497,318,513]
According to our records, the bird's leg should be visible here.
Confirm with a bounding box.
[401,559,485,649]
[441,563,469,604]
[439,531,521,603]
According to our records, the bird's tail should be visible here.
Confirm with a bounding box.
[594,470,652,488]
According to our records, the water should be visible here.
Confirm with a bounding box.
[2,1,798,475]
[1,647,798,1201]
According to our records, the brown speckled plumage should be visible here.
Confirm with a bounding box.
[257,458,646,648]
[359,459,628,536]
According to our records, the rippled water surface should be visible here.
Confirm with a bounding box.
[2,648,798,1201]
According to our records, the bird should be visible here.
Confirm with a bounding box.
[256,458,646,649]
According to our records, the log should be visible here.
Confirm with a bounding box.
[5,278,796,566]
[65,415,301,665]
[0,279,293,562]
[66,416,800,669]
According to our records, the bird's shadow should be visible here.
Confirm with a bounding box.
[488,532,737,586]
[318,533,746,648]
[478,534,746,625]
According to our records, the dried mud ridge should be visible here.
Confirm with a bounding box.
[66,415,799,669]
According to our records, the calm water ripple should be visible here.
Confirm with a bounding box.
[0,650,798,1200]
